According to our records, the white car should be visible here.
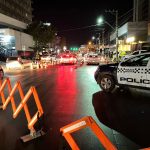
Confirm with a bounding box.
[122,50,149,61]
[6,56,32,70]
[57,53,77,64]
[86,54,100,65]
[95,52,150,92]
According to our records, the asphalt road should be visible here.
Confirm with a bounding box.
[0,64,150,150]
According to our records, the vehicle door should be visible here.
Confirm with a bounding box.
[117,54,150,88]
[146,57,150,88]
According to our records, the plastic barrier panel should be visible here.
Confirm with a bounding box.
[0,78,45,142]
[60,116,117,150]
[0,78,16,112]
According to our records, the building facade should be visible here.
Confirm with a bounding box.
[0,0,32,24]
[109,0,150,52]
[0,0,33,57]
[133,0,150,22]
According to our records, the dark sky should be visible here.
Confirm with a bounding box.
[32,0,133,47]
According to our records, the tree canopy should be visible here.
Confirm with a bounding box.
[26,21,56,52]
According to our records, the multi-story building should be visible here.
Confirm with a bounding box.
[0,0,32,24]
[133,0,150,22]
[110,0,150,52]
[0,0,33,57]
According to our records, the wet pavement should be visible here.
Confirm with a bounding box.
[0,64,150,150]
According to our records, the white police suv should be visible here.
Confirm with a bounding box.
[94,52,150,92]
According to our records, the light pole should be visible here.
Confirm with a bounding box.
[105,10,118,62]
[98,33,101,53]
[115,11,118,62]
[97,11,119,62]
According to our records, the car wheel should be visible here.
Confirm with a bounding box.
[99,75,115,92]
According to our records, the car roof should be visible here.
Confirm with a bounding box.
[124,52,150,61]
[133,50,149,52]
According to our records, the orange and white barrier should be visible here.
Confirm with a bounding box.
[0,78,44,142]
[60,116,117,150]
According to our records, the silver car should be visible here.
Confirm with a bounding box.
[122,50,149,61]
[86,54,100,65]
[6,56,32,70]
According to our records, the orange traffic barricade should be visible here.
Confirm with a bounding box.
[0,78,45,142]
[60,116,117,150]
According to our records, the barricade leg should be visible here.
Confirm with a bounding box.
[20,113,45,142]
[0,80,5,109]
[60,116,117,150]
[15,87,45,142]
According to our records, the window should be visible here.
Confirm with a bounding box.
[132,51,139,55]
[141,50,148,53]
[7,57,18,61]
[121,54,150,67]
[88,55,98,58]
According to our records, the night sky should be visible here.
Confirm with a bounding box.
[32,0,133,47]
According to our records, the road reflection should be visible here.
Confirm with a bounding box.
[92,89,150,148]
[54,65,77,114]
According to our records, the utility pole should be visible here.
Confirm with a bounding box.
[98,33,101,54]
[105,10,119,62]
[102,29,105,54]
[116,10,118,62]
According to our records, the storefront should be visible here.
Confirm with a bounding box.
[0,28,34,57]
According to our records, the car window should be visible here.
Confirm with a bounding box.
[121,54,150,67]
[88,55,98,58]
[141,50,148,53]
[132,51,139,55]
[21,56,31,60]
[7,57,18,61]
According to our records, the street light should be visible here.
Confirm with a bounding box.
[63,46,67,51]
[92,36,95,40]
[97,17,114,30]
[97,14,119,62]
[97,17,103,25]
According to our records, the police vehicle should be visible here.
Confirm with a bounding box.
[94,53,150,92]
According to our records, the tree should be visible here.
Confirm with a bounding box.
[26,21,56,53]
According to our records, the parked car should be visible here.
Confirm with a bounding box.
[41,55,51,62]
[122,50,149,61]
[57,52,77,64]
[94,52,150,92]
[6,56,32,70]
[85,54,100,65]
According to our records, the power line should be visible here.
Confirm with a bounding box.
[118,8,133,19]
[58,24,98,32]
